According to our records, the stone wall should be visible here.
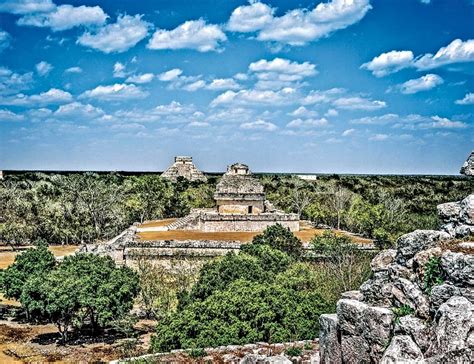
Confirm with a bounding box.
[318,194,474,363]
[217,199,264,214]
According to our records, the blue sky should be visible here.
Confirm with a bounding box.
[0,0,473,174]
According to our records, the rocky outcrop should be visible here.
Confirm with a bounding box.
[319,193,474,363]
[460,151,474,176]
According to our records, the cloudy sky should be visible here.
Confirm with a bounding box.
[0,0,473,174]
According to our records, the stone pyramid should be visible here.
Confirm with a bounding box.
[161,156,207,182]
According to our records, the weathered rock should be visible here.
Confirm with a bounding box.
[380,335,424,363]
[427,296,473,355]
[319,314,341,364]
[362,306,394,360]
[387,262,414,281]
[454,224,474,238]
[396,230,450,265]
[371,249,397,272]
[420,347,473,363]
[429,283,462,311]
[360,272,393,306]
[393,278,430,319]
[336,299,368,335]
[437,201,462,223]
[396,315,432,353]
[460,194,474,224]
[340,335,370,364]
[340,290,363,301]
[441,251,474,286]
[264,355,292,364]
[460,151,474,176]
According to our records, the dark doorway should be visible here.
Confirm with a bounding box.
[248,206,253,214]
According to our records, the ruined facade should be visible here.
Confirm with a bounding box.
[461,151,474,176]
[161,156,207,182]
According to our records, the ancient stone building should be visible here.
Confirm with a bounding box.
[460,151,474,176]
[161,156,207,182]
[214,163,265,214]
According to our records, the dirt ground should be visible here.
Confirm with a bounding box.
[137,220,372,244]
[0,246,79,270]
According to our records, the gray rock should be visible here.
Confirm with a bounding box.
[393,278,430,319]
[441,251,474,286]
[239,354,267,364]
[460,194,474,224]
[396,230,450,265]
[437,201,462,223]
[460,151,474,176]
[371,249,397,272]
[413,247,442,284]
[387,262,414,281]
[454,224,474,238]
[264,355,292,364]
[319,314,341,364]
[362,306,394,361]
[430,283,462,311]
[340,290,363,301]
[427,296,473,355]
[420,348,473,363]
[336,299,368,335]
[396,315,432,352]
[380,335,424,363]
[340,335,370,364]
[360,272,393,306]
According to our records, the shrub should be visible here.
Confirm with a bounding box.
[392,304,415,323]
[286,346,303,357]
[423,257,444,294]
[252,224,303,259]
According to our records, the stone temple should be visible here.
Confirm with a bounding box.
[460,151,474,176]
[167,162,299,232]
[161,156,207,182]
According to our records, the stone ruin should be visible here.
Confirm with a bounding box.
[161,156,207,182]
[461,151,474,176]
[319,192,474,363]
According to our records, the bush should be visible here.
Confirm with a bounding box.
[423,257,444,294]
[252,224,303,259]
[286,346,303,356]
[392,304,415,323]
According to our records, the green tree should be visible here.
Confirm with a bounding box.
[252,224,303,259]
[1,241,56,301]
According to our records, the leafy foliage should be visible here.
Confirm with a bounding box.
[423,257,444,294]
[251,223,303,259]
[392,304,415,323]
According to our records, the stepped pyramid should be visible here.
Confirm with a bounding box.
[161,156,207,182]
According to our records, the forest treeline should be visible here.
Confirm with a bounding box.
[0,172,472,247]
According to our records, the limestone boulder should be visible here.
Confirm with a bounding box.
[437,201,461,223]
[396,230,450,265]
[429,283,462,311]
[319,314,341,364]
[460,151,474,176]
[460,194,474,224]
[454,224,474,238]
[380,335,424,363]
[413,247,442,283]
[371,249,397,272]
[392,278,430,319]
[396,315,432,353]
[362,306,394,360]
[440,251,474,286]
[336,299,368,335]
[340,335,370,364]
[360,272,393,306]
[340,290,363,301]
[427,296,473,355]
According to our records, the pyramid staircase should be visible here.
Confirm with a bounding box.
[166,211,200,230]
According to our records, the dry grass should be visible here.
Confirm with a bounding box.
[0,245,78,270]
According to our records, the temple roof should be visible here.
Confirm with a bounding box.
[215,163,264,199]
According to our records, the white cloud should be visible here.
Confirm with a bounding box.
[0,30,11,53]
[211,87,296,107]
[0,0,55,15]
[251,0,372,45]
[183,80,206,92]
[455,92,474,105]
[0,88,72,106]
[78,15,151,53]
[18,4,108,31]
[342,128,355,136]
[157,68,183,81]
[54,102,105,119]
[399,74,443,94]
[414,39,474,70]
[79,83,148,101]
[362,39,474,76]
[147,19,226,52]
[234,73,249,81]
[64,66,82,74]
[325,108,338,117]
[351,113,468,130]
[428,115,467,129]
[154,101,194,115]
[36,61,53,76]
[227,1,274,32]
[361,50,414,77]
[289,106,317,117]
[0,109,24,122]
[113,62,127,78]
[351,113,399,125]
[0,67,33,95]
[287,117,328,128]
[126,73,154,84]
[332,96,387,110]
[301,88,345,105]
[188,121,209,128]
[240,119,277,131]
[206,78,241,90]
[369,133,389,141]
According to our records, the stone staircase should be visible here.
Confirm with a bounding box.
[167,211,200,230]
